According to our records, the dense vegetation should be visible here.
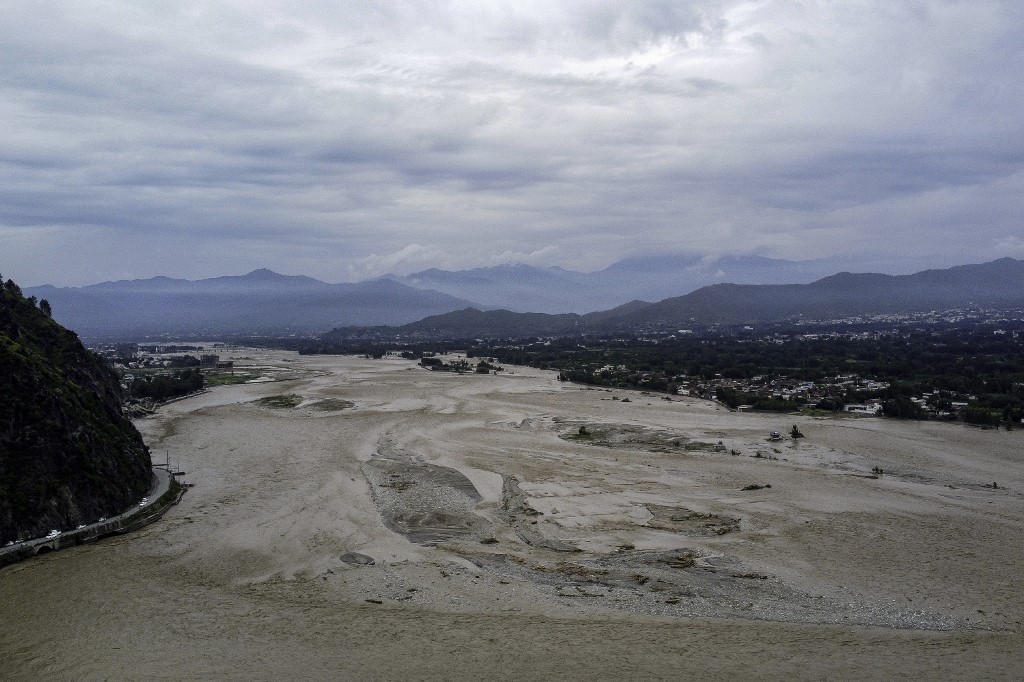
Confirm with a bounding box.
[467,328,1024,425]
[278,320,1024,427]
[129,368,203,401]
[470,329,1017,384]
[0,276,151,543]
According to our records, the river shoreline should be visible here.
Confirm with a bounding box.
[0,471,183,569]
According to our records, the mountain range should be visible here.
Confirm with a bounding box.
[385,255,842,313]
[324,258,1024,341]
[22,257,1024,341]
[24,255,851,339]
[26,269,475,339]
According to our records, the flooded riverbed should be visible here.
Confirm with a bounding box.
[2,350,1022,679]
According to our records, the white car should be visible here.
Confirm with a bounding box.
[139,497,149,507]
[45,529,60,539]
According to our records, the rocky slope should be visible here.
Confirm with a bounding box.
[0,276,151,543]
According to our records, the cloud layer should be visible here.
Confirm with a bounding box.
[3,1,1023,285]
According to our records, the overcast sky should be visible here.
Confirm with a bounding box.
[3,1,1023,286]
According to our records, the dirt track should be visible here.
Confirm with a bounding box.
[2,350,1022,679]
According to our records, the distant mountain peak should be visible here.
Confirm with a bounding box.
[242,268,285,279]
[226,269,327,287]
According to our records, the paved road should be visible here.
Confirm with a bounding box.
[146,468,172,506]
[0,469,170,558]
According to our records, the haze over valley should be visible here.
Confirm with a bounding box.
[24,256,1024,340]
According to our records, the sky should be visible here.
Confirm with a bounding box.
[3,0,1024,287]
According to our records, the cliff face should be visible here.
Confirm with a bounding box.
[0,278,151,543]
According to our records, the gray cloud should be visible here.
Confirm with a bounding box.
[2,1,1023,286]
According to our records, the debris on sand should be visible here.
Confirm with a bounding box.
[340,552,376,566]
[256,394,302,409]
[312,398,355,411]
[645,505,740,536]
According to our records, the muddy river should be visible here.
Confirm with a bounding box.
[2,350,1022,679]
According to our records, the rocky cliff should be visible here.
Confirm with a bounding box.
[0,276,151,544]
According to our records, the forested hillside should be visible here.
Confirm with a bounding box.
[0,275,151,543]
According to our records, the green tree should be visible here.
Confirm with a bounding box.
[882,396,924,420]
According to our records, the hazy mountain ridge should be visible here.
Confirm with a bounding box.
[323,258,1024,340]
[387,255,843,313]
[26,269,478,339]
[24,257,1024,340]
[620,257,1024,326]
[383,263,599,313]
[26,254,838,337]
